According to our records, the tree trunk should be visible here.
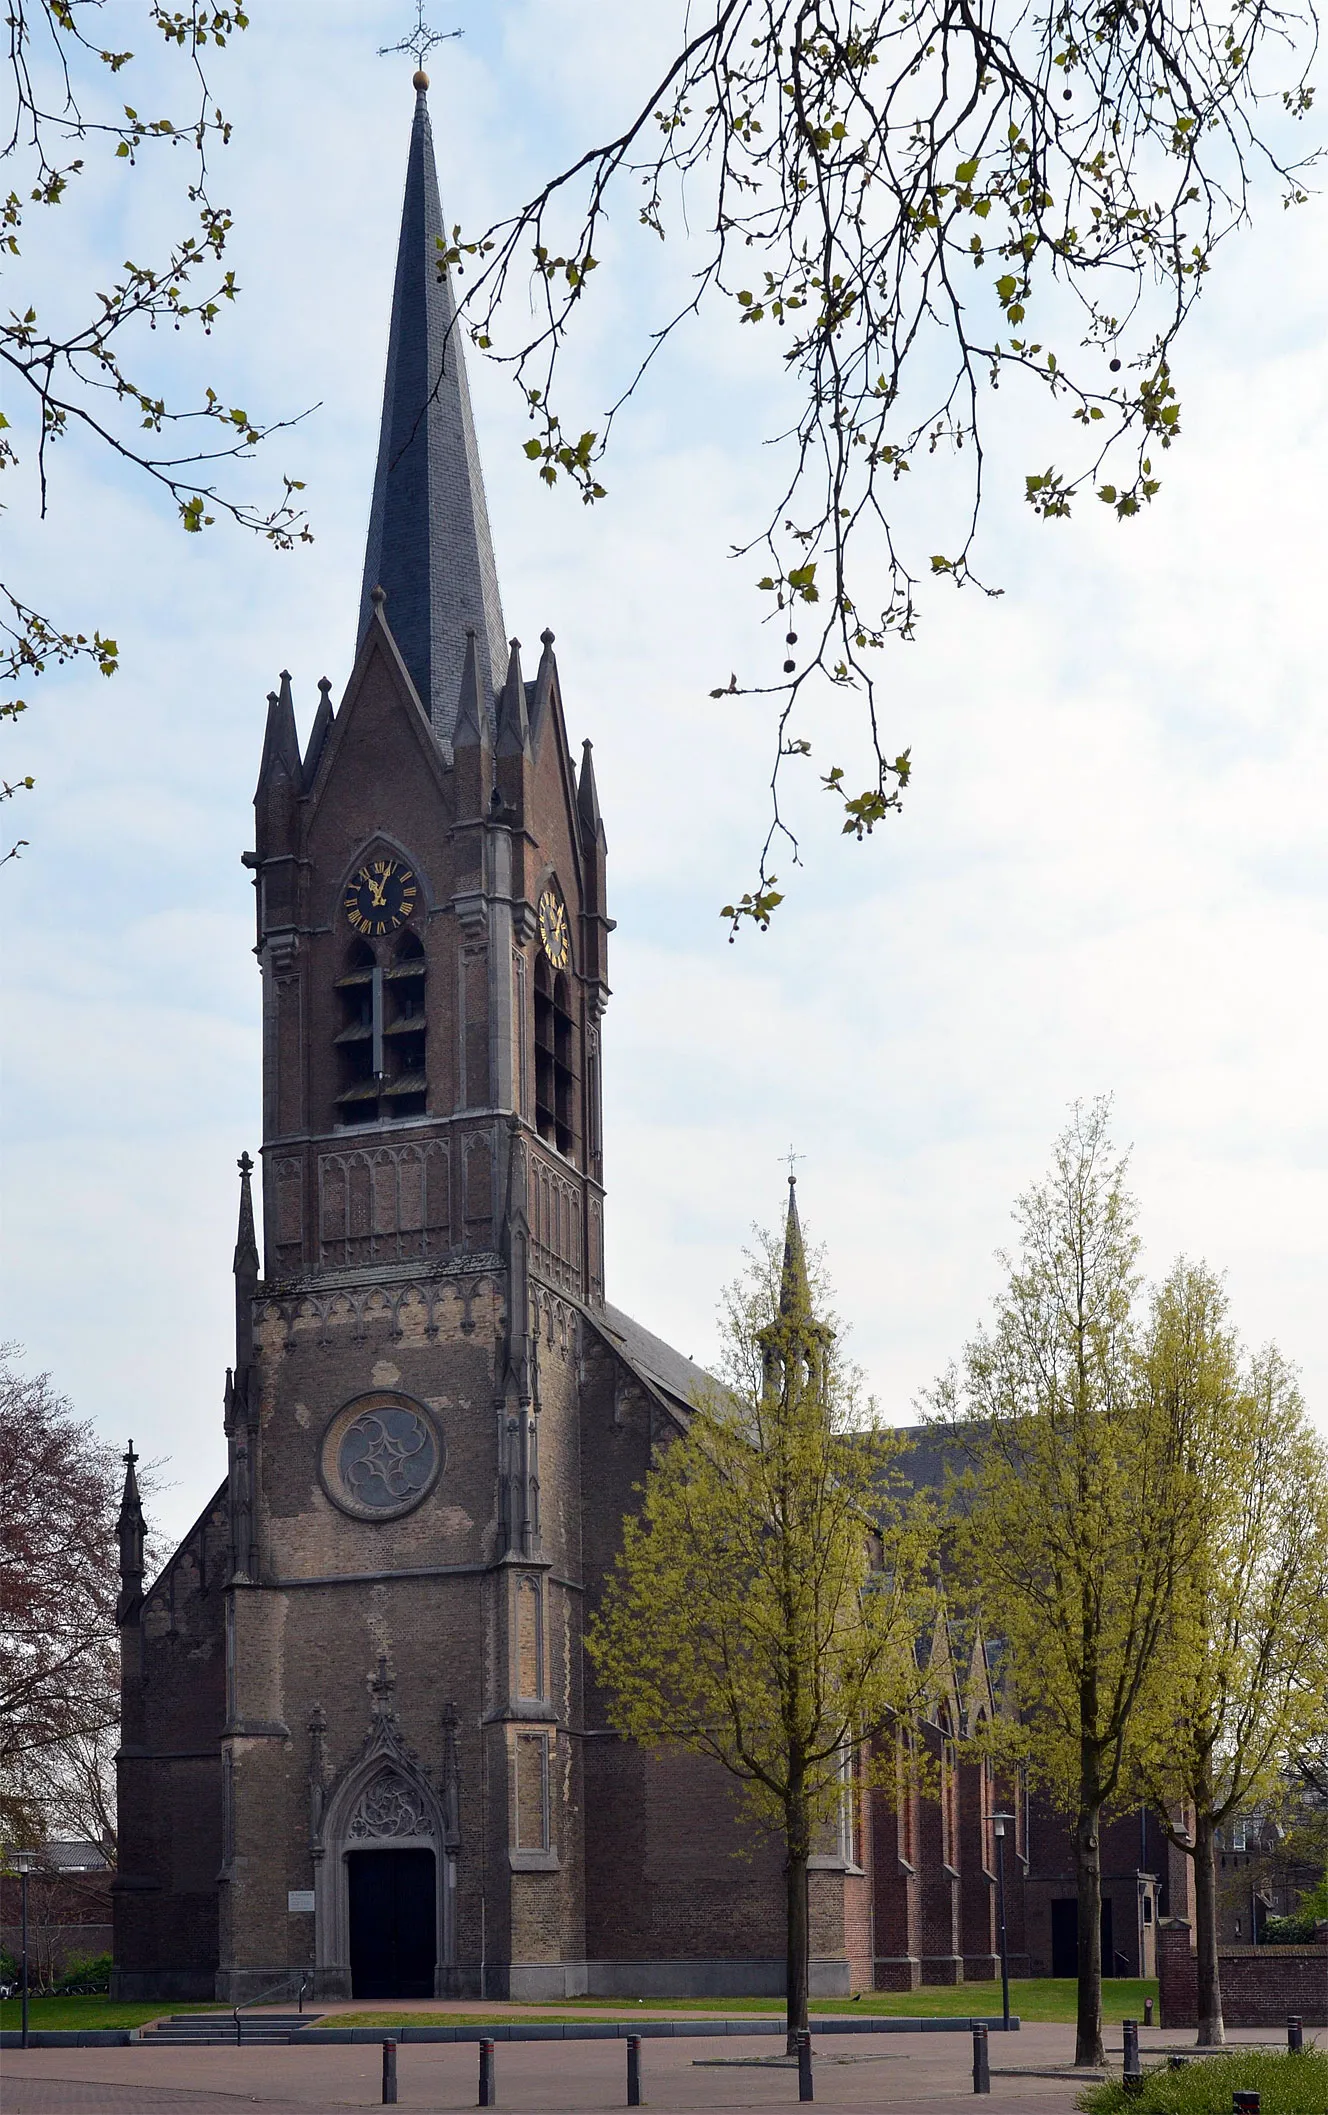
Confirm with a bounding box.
[1192,1813,1224,2047]
[785,1790,811,2055]
[1073,1800,1105,2068]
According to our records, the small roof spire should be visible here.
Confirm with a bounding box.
[119,1439,142,1520]
[234,1151,259,1284]
[257,669,300,790]
[358,69,506,742]
[496,638,530,756]
[451,627,488,751]
[577,737,604,840]
[303,676,334,790]
[116,1440,146,1623]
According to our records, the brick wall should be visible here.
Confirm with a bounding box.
[1158,1916,1328,2027]
[1,1869,114,1982]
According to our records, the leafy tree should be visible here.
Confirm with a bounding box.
[1134,1263,1328,2045]
[445,0,1318,922]
[0,1345,150,1853]
[939,1100,1201,2068]
[2,3,310,859]
[585,1192,938,2047]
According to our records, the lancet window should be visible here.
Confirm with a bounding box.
[533,957,577,1158]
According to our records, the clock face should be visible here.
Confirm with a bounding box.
[343,856,419,937]
[538,888,570,970]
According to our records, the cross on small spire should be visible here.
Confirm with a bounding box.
[379,3,462,71]
[783,1145,805,1185]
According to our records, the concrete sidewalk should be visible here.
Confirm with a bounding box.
[1,2022,1308,2113]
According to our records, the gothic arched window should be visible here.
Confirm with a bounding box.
[938,1703,958,1869]
[534,958,577,1157]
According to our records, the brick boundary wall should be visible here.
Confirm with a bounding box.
[1158,1917,1328,2028]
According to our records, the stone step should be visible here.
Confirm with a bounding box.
[144,2013,320,2046]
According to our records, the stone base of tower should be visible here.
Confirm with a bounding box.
[109,1968,218,2003]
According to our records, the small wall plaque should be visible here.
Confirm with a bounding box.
[287,1889,315,1913]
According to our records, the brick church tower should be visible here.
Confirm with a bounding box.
[113,75,886,2006]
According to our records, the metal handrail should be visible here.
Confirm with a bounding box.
[232,1972,310,2045]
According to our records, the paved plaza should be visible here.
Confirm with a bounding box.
[2,2022,1308,2114]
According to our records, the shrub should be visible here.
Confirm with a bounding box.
[1077,2048,1328,2115]
[1262,1912,1317,1943]
[50,1952,112,1995]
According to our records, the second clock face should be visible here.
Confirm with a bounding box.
[343,857,418,936]
[538,889,570,970]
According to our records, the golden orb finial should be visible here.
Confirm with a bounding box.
[413,67,429,89]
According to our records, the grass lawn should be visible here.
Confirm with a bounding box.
[1078,2047,1328,2113]
[0,1996,229,2031]
[3,1978,1159,2035]
[331,1979,1157,2030]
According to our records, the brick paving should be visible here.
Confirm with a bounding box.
[4,2022,1307,2114]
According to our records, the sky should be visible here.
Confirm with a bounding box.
[3,2,1325,1549]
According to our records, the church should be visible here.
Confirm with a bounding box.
[110,75,1185,2005]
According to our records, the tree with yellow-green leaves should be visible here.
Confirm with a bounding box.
[1136,1261,1328,2049]
[585,1183,938,2049]
[938,1100,1204,2071]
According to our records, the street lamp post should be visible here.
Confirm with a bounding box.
[14,1849,35,2049]
[992,1816,1014,2032]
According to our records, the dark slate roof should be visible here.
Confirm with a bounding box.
[600,1302,716,1412]
[358,82,507,743]
[39,1841,112,1871]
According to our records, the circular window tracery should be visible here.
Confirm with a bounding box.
[319,1392,443,1521]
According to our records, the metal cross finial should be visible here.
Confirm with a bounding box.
[783,1145,805,1184]
[379,2,462,67]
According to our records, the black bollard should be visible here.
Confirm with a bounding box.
[1288,2016,1303,2053]
[972,2021,990,2095]
[797,2028,814,2103]
[479,2036,496,2108]
[1232,2093,1261,2114]
[382,2038,398,2107]
[1144,1997,1154,2028]
[627,2033,643,2107]
[1123,2019,1141,2094]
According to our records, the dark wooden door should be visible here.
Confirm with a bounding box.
[1050,1896,1116,1978]
[1051,1899,1078,1977]
[348,1848,437,1999]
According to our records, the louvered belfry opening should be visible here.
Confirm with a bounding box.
[333,931,428,1127]
[533,957,577,1158]
[335,940,379,1125]
[384,931,427,1118]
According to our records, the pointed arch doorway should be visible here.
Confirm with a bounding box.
[312,1702,458,2000]
[348,1846,437,1999]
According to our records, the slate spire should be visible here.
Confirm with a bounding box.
[359,76,507,742]
[779,1175,811,1317]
